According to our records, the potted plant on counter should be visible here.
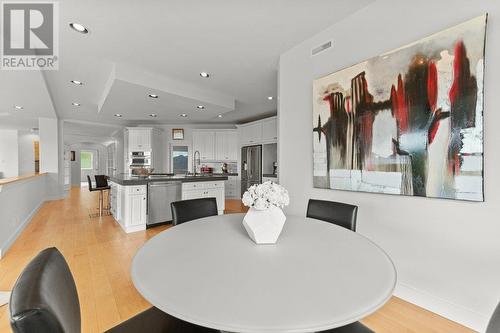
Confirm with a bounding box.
[241,181,290,244]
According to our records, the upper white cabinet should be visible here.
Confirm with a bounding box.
[193,130,237,162]
[125,127,164,172]
[261,118,278,142]
[240,123,263,145]
[238,116,277,145]
[215,131,238,161]
[127,128,152,151]
[193,131,215,161]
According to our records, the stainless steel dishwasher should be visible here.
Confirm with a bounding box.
[147,181,181,226]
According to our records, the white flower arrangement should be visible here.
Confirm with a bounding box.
[242,181,290,210]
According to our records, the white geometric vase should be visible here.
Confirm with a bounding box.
[242,206,286,244]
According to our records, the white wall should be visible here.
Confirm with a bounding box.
[18,131,38,176]
[39,118,59,173]
[278,0,499,331]
[0,130,19,178]
[69,143,108,186]
[0,174,46,257]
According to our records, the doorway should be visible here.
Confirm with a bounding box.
[80,149,99,186]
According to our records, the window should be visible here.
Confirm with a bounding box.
[81,151,93,170]
[172,146,188,174]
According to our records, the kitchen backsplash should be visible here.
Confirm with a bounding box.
[201,162,238,174]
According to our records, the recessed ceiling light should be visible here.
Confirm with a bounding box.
[14,105,23,110]
[217,114,223,118]
[180,113,187,117]
[267,96,273,100]
[114,113,122,117]
[70,80,83,85]
[148,94,158,98]
[72,102,81,106]
[197,105,205,110]
[199,72,210,78]
[149,114,157,117]
[69,23,89,34]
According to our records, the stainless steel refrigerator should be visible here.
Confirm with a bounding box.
[241,145,262,197]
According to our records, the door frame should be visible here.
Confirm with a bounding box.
[80,149,99,185]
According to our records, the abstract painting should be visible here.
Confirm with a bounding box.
[312,15,486,201]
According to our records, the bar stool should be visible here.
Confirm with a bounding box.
[95,175,111,210]
[87,175,110,217]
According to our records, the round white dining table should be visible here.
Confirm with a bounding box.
[131,214,396,333]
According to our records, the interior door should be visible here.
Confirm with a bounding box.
[80,149,99,185]
[107,143,116,176]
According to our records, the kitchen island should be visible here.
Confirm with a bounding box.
[109,174,228,233]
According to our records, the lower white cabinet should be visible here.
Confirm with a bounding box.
[225,176,240,199]
[110,180,226,232]
[110,182,147,233]
[182,181,225,214]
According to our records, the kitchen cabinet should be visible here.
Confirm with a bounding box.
[215,131,238,161]
[238,116,277,145]
[225,176,240,199]
[127,128,152,151]
[193,131,215,161]
[110,182,147,233]
[127,191,147,226]
[125,127,164,172]
[262,118,278,142]
[240,123,262,145]
[182,181,225,214]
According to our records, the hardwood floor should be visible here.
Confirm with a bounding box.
[0,188,475,333]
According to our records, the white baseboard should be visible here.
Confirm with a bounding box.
[394,282,489,332]
[124,224,146,233]
[0,201,43,259]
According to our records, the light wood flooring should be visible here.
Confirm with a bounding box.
[0,187,475,332]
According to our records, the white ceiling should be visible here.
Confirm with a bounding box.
[63,120,121,145]
[3,0,373,131]
[0,70,55,130]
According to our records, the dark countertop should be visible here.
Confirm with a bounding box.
[109,174,229,186]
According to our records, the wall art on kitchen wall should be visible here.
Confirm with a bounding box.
[312,14,487,201]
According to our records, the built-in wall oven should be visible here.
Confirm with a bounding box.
[130,151,151,167]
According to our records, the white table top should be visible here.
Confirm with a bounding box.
[132,214,396,333]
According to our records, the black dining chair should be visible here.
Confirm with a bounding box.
[306,199,358,231]
[171,198,218,226]
[322,322,374,333]
[9,247,218,333]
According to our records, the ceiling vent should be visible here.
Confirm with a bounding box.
[311,41,332,56]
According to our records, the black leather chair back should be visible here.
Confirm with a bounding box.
[306,199,358,231]
[95,175,109,188]
[9,248,81,333]
[87,175,94,191]
[487,301,500,333]
[171,198,218,226]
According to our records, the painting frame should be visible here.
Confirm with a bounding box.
[312,15,487,202]
[172,128,184,140]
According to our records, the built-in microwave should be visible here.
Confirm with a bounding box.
[130,151,151,166]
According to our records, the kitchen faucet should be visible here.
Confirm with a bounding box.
[193,150,201,175]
